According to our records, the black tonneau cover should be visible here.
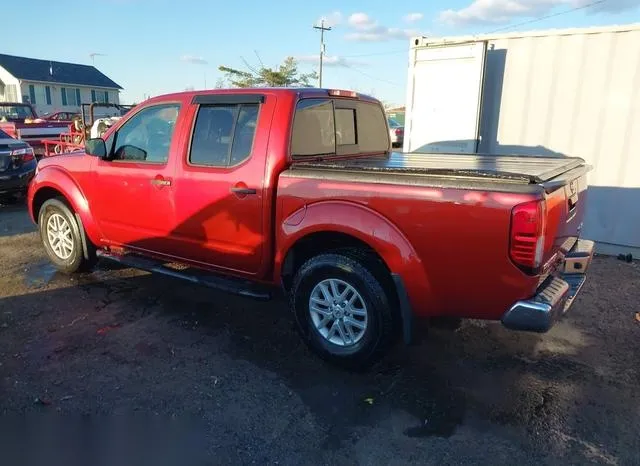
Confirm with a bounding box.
[293,151,585,184]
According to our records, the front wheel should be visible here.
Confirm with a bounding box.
[38,198,96,274]
[290,252,397,369]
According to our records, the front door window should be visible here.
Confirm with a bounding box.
[110,104,180,163]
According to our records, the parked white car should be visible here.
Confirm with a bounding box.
[388,118,404,148]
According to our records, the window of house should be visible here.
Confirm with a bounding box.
[75,89,81,106]
[61,88,79,106]
[189,103,259,167]
[45,86,51,105]
[111,103,180,163]
[291,98,389,157]
[33,86,46,106]
[4,84,18,102]
[91,90,108,104]
[28,85,36,104]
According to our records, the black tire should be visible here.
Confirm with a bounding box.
[38,198,97,274]
[290,252,398,370]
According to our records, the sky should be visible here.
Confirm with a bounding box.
[5,0,640,106]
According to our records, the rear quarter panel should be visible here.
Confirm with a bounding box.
[276,173,541,319]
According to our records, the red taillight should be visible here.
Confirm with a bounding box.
[394,128,403,135]
[10,147,35,162]
[509,200,547,274]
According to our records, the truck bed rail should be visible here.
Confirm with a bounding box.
[292,151,586,184]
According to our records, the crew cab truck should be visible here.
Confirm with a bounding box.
[27,88,595,368]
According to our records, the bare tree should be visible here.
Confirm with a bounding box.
[218,57,317,88]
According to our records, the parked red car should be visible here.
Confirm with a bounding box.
[27,88,594,368]
[42,111,80,123]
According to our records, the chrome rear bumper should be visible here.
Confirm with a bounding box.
[501,239,595,333]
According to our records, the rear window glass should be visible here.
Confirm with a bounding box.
[0,105,35,121]
[335,108,357,145]
[291,98,389,157]
[356,101,388,153]
[291,99,335,156]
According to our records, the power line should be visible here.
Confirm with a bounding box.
[338,0,607,59]
[339,62,403,87]
[486,0,607,34]
[341,49,407,58]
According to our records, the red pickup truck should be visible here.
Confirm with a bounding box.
[0,103,68,156]
[27,88,594,368]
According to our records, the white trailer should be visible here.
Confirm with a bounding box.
[404,23,640,256]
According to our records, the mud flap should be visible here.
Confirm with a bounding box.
[392,273,414,345]
[74,213,90,261]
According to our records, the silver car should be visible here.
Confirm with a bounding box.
[388,118,404,148]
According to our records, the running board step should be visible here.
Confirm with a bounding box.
[97,251,272,300]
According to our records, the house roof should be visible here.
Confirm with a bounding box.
[0,53,123,90]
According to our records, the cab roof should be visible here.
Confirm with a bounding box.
[143,88,380,105]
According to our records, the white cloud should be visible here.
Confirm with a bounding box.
[439,0,640,26]
[404,12,424,23]
[180,55,208,65]
[345,28,418,42]
[315,10,342,27]
[348,12,376,29]
[296,54,368,67]
[345,12,419,42]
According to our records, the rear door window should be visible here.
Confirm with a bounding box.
[189,103,260,167]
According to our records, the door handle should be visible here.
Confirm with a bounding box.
[230,187,256,195]
[150,178,171,187]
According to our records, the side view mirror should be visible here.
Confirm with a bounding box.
[85,138,107,158]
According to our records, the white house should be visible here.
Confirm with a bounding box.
[0,53,122,116]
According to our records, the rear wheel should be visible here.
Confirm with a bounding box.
[290,252,397,369]
[38,198,96,274]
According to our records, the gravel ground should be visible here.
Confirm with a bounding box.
[1,204,639,465]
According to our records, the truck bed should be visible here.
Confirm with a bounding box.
[291,152,586,192]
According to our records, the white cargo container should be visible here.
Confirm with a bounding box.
[404,23,640,256]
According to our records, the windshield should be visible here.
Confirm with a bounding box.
[0,104,36,122]
[387,118,401,128]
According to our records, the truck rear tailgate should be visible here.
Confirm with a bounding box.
[541,164,590,268]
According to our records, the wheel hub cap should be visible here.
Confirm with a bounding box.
[309,278,368,347]
[46,213,74,260]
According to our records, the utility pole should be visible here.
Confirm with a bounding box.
[313,19,331,88]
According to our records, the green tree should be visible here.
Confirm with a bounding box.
[218,57,317,88]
